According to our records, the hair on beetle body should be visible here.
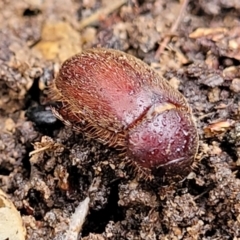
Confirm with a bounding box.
[50,48,199,180]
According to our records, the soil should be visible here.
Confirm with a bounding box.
[0,0,240,240]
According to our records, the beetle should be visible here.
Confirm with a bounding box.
[50,48,198,178]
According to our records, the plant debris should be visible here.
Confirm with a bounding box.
[0,0,240,239]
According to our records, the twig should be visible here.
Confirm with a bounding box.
[78,0,127,30]
[155,0,189,59]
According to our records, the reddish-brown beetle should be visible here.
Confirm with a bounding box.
[50,48,198,178]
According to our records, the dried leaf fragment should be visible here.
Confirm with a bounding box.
[189,27,240,61]
[189,27,227,39]
[34,21,81,62]
[0,189,26,240]
[64,197,90,240]
[204,119,235,138]
[29,136,64,163]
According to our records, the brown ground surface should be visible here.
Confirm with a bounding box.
[0,0,240,239]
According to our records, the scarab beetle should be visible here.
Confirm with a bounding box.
[50,48,198,178]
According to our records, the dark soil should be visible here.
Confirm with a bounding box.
[0,0,240,239]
